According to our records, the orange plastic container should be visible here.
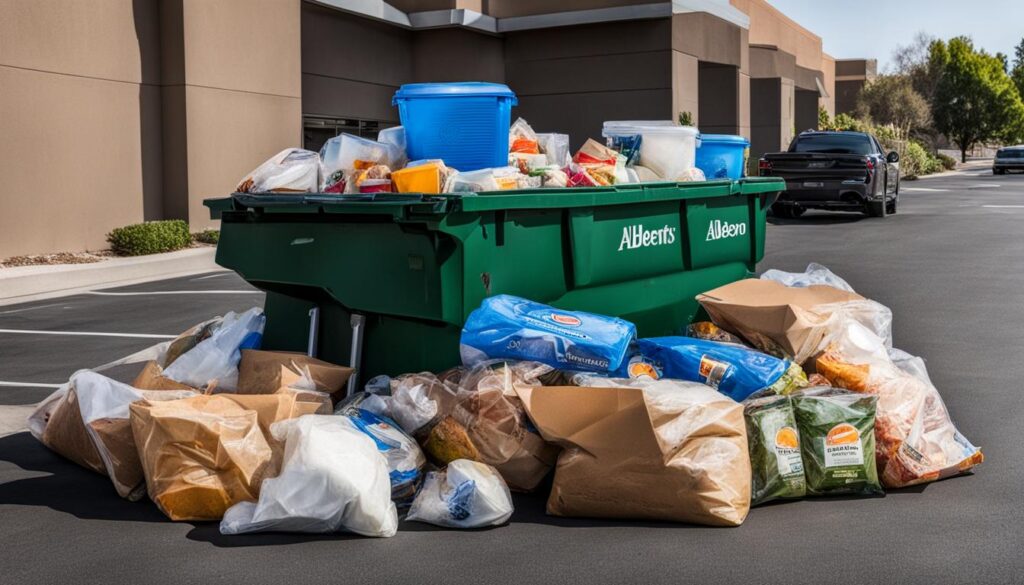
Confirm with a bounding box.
[392,162,442,194]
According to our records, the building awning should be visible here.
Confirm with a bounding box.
[815,76,830,98]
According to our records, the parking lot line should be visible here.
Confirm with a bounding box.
[982,205,1024,208]
[0,381,62,388]
[0,302,68,315]
[0,328,174,339]
[190,273,233,281]
[86,290,261,296]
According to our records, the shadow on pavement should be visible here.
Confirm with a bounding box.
[768,212,869,226]
[0,432,167,523]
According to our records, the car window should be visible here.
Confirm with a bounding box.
[791,134,874,155]
[1001,150,1024,159]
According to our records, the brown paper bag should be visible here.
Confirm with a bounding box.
[129,393,323,521]
[237,350,353,400]
[132,361,198,392]
[697,279,863,366]
[516,380,751,527]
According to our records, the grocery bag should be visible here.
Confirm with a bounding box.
[162,307,265,391]
[406,459,513,528]
[236,148,319,193]
[336,405,426,505]
[517,379,752,526]
[236,349,353,407]
[219,415,398,537]
[744,394,806,505]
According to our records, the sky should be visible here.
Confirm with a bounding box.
[765,0,1023,72]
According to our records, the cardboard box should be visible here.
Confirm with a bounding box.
[697,279,863,366]
[516,381,751,527]
[237,350,353,400]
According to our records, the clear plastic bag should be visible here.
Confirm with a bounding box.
[319,134,400,193]
[760,262,856,292]
[444,168,502,193]
[814,318,983,488]
[236,148,320,194]
[377,126,407,169]
[219,415,398,537]
[537,133,569,167]
[162,307,265,391]
[406,459,513,528]
[509,118,539,154]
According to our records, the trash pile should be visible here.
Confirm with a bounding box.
[28,264,982,535]
[233,82,746,198]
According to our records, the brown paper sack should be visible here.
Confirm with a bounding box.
[129,393,323,521]
[516,380,751,527]
[132,361,198,392]
[237,350,353,404]
[697,279,863,366]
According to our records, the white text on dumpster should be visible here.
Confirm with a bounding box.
[618,224,677,251]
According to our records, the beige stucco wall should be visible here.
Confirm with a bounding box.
[731,0,821,70]
[821,53,836,116]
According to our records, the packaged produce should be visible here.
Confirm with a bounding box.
[161,307,265,392]
[460,294,637,373]
[620,337,807,400]
[388,361,559,492]
[537,133,570,167]
[687,321,747,346]
[510,153,549,174]
[444,167,502,193]
[573,138,617,166]
[744,394,806,505]
[760,262,855,292]
[791,387,883,496]
[219,415,398,537]
[392,160,445,194]
[539,167,568,188]
[236,148,319,194]
[517,378,751,526]
[406,459,513,528]
[319,134,400,193]
[697,278,864,364]
[336,405,426,505]
[815,319,983,488]
[353,164,392,191]
[565,165,601,187]
[236,350,352,405]
[509,117,540,154]
[129,393,323,521]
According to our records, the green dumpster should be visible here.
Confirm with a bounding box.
[205,178,783,378]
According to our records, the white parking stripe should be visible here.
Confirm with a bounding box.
[86,290,261,296]
[0,302,68,315]
[0,381,62,388]
[902,187,948,192]
[0,328,174,339]
[191,273,233,281]
[982,205,1024,208]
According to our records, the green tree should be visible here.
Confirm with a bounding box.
[1011,39,1024,108]
[930,37,1024,162]
[856,75,931,138]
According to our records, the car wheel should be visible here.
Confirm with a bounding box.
[995,169,1004,175]
[772,203,804,219]
[867,200,887,218]
[886,195,898,215]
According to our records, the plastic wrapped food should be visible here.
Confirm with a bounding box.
[236,148,319,194]
[687,321,748,346]
[815,319,983,488]
[445,168,502,193]
[129,393,323,521]
[517,378,751,526]
[760,263,856,292]
[460,295,637,373]
[618,337,807,400]
[406,459,513,528]
[337,405,426,505]
[220,415,398,537]
[537,133,570,167]
[540,168,568,188]
[377,126,408,169]
[509,118,540,154]
[791,387,883,496]
[319,134,400,193]
[162,307,265,392]
[744,394,806,505]
[573,138,617,166]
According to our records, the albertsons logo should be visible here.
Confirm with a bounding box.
[618,224,677,252]
[705,219,747,241]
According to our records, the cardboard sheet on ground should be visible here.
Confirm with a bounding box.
[516,380,751,527]
[129,393,324,521]
[697,279,864,366]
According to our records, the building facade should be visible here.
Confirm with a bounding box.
[0,0,874,257]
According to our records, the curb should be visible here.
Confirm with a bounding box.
[0,248,224,306]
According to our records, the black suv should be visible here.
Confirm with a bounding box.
[759,131,900,218]
[993,146,1024,174]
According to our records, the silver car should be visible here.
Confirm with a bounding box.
[993,146,1024,174]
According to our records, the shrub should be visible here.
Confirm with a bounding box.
[107,220,191,256]
[678,111,694,126]
[193,229,220,245]
[937,152,957,170]
[901,141,930,178]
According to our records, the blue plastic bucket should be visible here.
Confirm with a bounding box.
[393,82,518,172]
[695,134,750,180]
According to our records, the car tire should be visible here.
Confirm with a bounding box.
[995,169,1005,175]
[772,203,804,219]
[886,195,898,215]
[867,200,887,218]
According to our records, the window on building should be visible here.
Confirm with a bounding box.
[302,116,396,152]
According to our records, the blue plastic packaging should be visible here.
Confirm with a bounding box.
[460,295,637,373]
[393,82,517,172]
[617,337,795,401]
[340,407,426,505]
[695,134,749,180]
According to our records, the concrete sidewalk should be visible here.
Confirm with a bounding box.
[0,248,223,306]
[0,405,34,437]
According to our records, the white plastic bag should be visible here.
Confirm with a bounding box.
[236,148,319,193]
[760,262,856,292]
[219,415,398,537]
[319,134,400,193]
[444,168,501,193]
[337,405,426,505]
[377,126,407,168]
[162,307,265,391]
[537,133,570,167]
[406,459,513,528]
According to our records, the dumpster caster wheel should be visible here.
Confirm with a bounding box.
[772,203,804,219]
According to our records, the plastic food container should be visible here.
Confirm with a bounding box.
[696,134,750,180]
[603,122,699,180]
[359,179,392,194]
[392,162,443,194]
[393,82,518,172]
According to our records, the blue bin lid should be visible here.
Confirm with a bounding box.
[393,82,517,103]
[698,134,750,146]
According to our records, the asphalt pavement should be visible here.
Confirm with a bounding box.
[2,168,1023,584]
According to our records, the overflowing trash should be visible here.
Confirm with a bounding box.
[406,459,514,528]
[744,394,806,505]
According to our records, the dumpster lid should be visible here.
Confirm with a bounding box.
[393,82,516,102]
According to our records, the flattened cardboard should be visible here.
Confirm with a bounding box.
[697,279,863,365]
[516,383,751,527]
